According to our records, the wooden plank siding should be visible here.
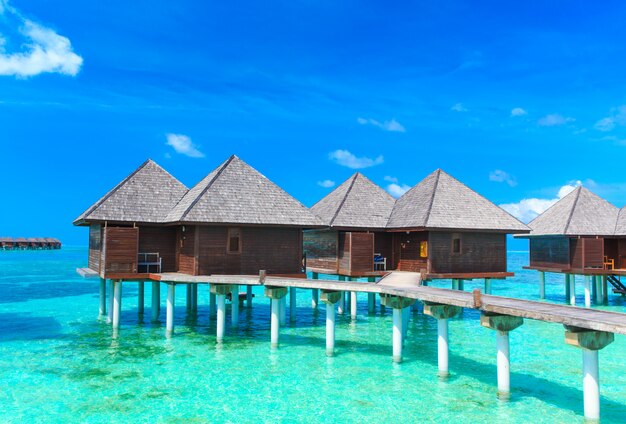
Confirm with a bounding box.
[138,226,177,272]
[348,232,375,275]
[395,231,428,273]
[103,227,138,274]
[88,224,102,273]
[583,238,604,269]
[337,232,350,274]
[429,231,506,274]
[529,237,570,269]
[177,225,196,275]
[303,230,338,273]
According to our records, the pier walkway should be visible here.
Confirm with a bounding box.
[81,268,626,421]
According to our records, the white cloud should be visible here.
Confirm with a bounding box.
[511,107,527,117]
[489,169,517,187]
[165,133,205,158]
[384,176,398,183]
[451,103,467,112]
[594,106,626,132]
[357,117,406,133]
[317,180,335,188]
[0,2,83,77]
[328,149,383,169]
[499,181,581,223]
[538,113,575,127]
[387,183,411,198]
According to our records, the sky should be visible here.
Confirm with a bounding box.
[2,1,626,246]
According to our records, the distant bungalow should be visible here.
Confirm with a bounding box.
[0,237,61,250]
[517,186,626,299]
[74,156,322,279]
[306,169,529,280]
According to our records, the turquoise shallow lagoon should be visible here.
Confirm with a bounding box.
[1,248,625,423]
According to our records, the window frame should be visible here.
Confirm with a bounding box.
[227,227,242,254]
[451,234,462,255]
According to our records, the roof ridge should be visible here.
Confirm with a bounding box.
[329,173,359,226]
[563,186,582,234]
[424,169,441,227]
[178,156,235,222]
[81,159,152,220]
[614,204,625,236]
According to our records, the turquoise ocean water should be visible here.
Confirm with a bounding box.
[1,247,625,423]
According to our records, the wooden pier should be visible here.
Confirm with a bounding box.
[79,268,626,421]
[0,237,61,250]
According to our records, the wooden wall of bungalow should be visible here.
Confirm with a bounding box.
[529,236,626,271]
[177,225,304,276]
[89,223,304,277]
[305,229,507,276]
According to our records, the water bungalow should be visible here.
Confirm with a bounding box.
[517,186,626,306]
[305,169,529,283]
[305,172,396,277]
[74,155,322,279]
[0,237,61,250]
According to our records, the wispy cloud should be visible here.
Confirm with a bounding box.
[384,175,410,198]
[538,113,575,127]
[489,170,517,187]
[317,179,335,188]
[499,181,581,223]
[357,117,406,133]
[451,103,467,112]
[594,106,626,132]
[166,133,205,158]
[510,107,527,117]
[0,1,83,77]
[328,149,383,169]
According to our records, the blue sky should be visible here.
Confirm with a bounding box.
[2,1,626,245]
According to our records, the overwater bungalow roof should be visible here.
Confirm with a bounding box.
[387,169,529,233]
[525,187,619,237]
[311,173,395,229]
[73,159,189,225]
[166,155,323,227]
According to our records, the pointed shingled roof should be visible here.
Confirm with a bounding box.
[615,207,626,236]
[166,155,322,227]
[311,173,396,229]
[387,169,529,232]
[74,159,188,225]
[528,186,619,236]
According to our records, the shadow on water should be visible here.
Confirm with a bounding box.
[0,313,64,341]
[0,281,100,304]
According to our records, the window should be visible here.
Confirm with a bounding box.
[452,236,461,254]
[227,228,241,254]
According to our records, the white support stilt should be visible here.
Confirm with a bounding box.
[392,308,403,363]
[137,282,144,315]
[312,289,319,309]
[350,291,357,319]
[216,294,226,342]
[279,297,286,326]
[289,287,297,322]
[496,331,511,398]
[326,302,336,356]
[539,272,545,299]
[186,285,192,311]
[565,274,571,303]
[246,285,253,307]
[582,349,600,421]
[107,280,114,324]
[99,279,106,317]
[271,298,280,348]
[569,275,576,306]
[438,318,449,377]
[584,276,591,308]
[151,281,160,322]
[192,284,198,311]
[368,293,375,314]
[452,279,459,290]
[209,292,216,317]
[484,278,492,295]
[166,284,175,334]
[112,281,122,329]
[594,276,602,305]
[231,285,239,327]
[338,292,345,315]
